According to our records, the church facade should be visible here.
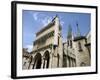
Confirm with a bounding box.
[22,15,91,69]
[63,25,91,67]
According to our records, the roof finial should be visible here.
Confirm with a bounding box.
[76,22,81,37]
[67,24,72,39]
[55,14,58,18]
[52,14,59,22]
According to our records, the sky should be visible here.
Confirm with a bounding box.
[22,10,90,52]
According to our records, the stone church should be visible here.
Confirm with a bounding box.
[22,15,91,69]
[63,24,91,67]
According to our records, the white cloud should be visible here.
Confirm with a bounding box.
[33,12,38,21]
[42,16,52,26]
[60,21,65,26]
[32,12,53,28]
[25,45,33,52]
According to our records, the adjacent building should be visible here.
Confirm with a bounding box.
[22,48,33,69]
[63,24,91,67]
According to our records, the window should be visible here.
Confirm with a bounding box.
[58,37,59,46]
[67,41,69,47]
[67,40,72,48]
[70,40,72,48]
[78,42,83,51]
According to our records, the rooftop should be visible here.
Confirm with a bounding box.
[36,20,55,36]
[36,15,62,37]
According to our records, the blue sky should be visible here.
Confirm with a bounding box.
[22,10,90,52]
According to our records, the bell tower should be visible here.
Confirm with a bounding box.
[67,24,73,48]
[73,22,90,66]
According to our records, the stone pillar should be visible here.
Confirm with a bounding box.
[34,62,37,69]
[52,47,58,68]
[29,63,34,69]
[73,59,76,67]
[69,57,71,67]
[70,58,72,67]
[49,53,52,68]
[66,56,69,67]
[72,59,74,67]
[41,57,44,69]
[71,58,73,67]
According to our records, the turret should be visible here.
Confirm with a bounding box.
[67,24,73,48]
[73,22,90,66]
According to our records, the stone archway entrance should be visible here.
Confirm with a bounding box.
[43,50,50,68]
[32,53,42,69]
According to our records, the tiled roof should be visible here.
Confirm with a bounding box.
[73,36,86,41]
[36,20,55,36]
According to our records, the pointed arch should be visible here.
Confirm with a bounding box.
[43,50,50,68]
[32,53,42,69]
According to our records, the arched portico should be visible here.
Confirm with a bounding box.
[32,53,42,69]
[43,50,50,68]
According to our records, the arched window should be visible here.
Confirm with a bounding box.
[70,40,72,48]
[67,41,69,47]
[78,42,82,51]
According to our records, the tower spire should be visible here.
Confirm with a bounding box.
[67,24,72,39]
[76,22,81,37]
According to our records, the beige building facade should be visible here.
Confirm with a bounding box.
[63,24,91,67]
[29,15,63,69]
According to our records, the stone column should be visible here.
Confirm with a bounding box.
[33,62,37,69]
[69,57,71,67]
[71,58,73,67]
[70,58,72,67]
[72,59,74,67]
[52,47,58,68]
[41,56,44,69]
[66,56,69,67]
[49,53,52,68]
